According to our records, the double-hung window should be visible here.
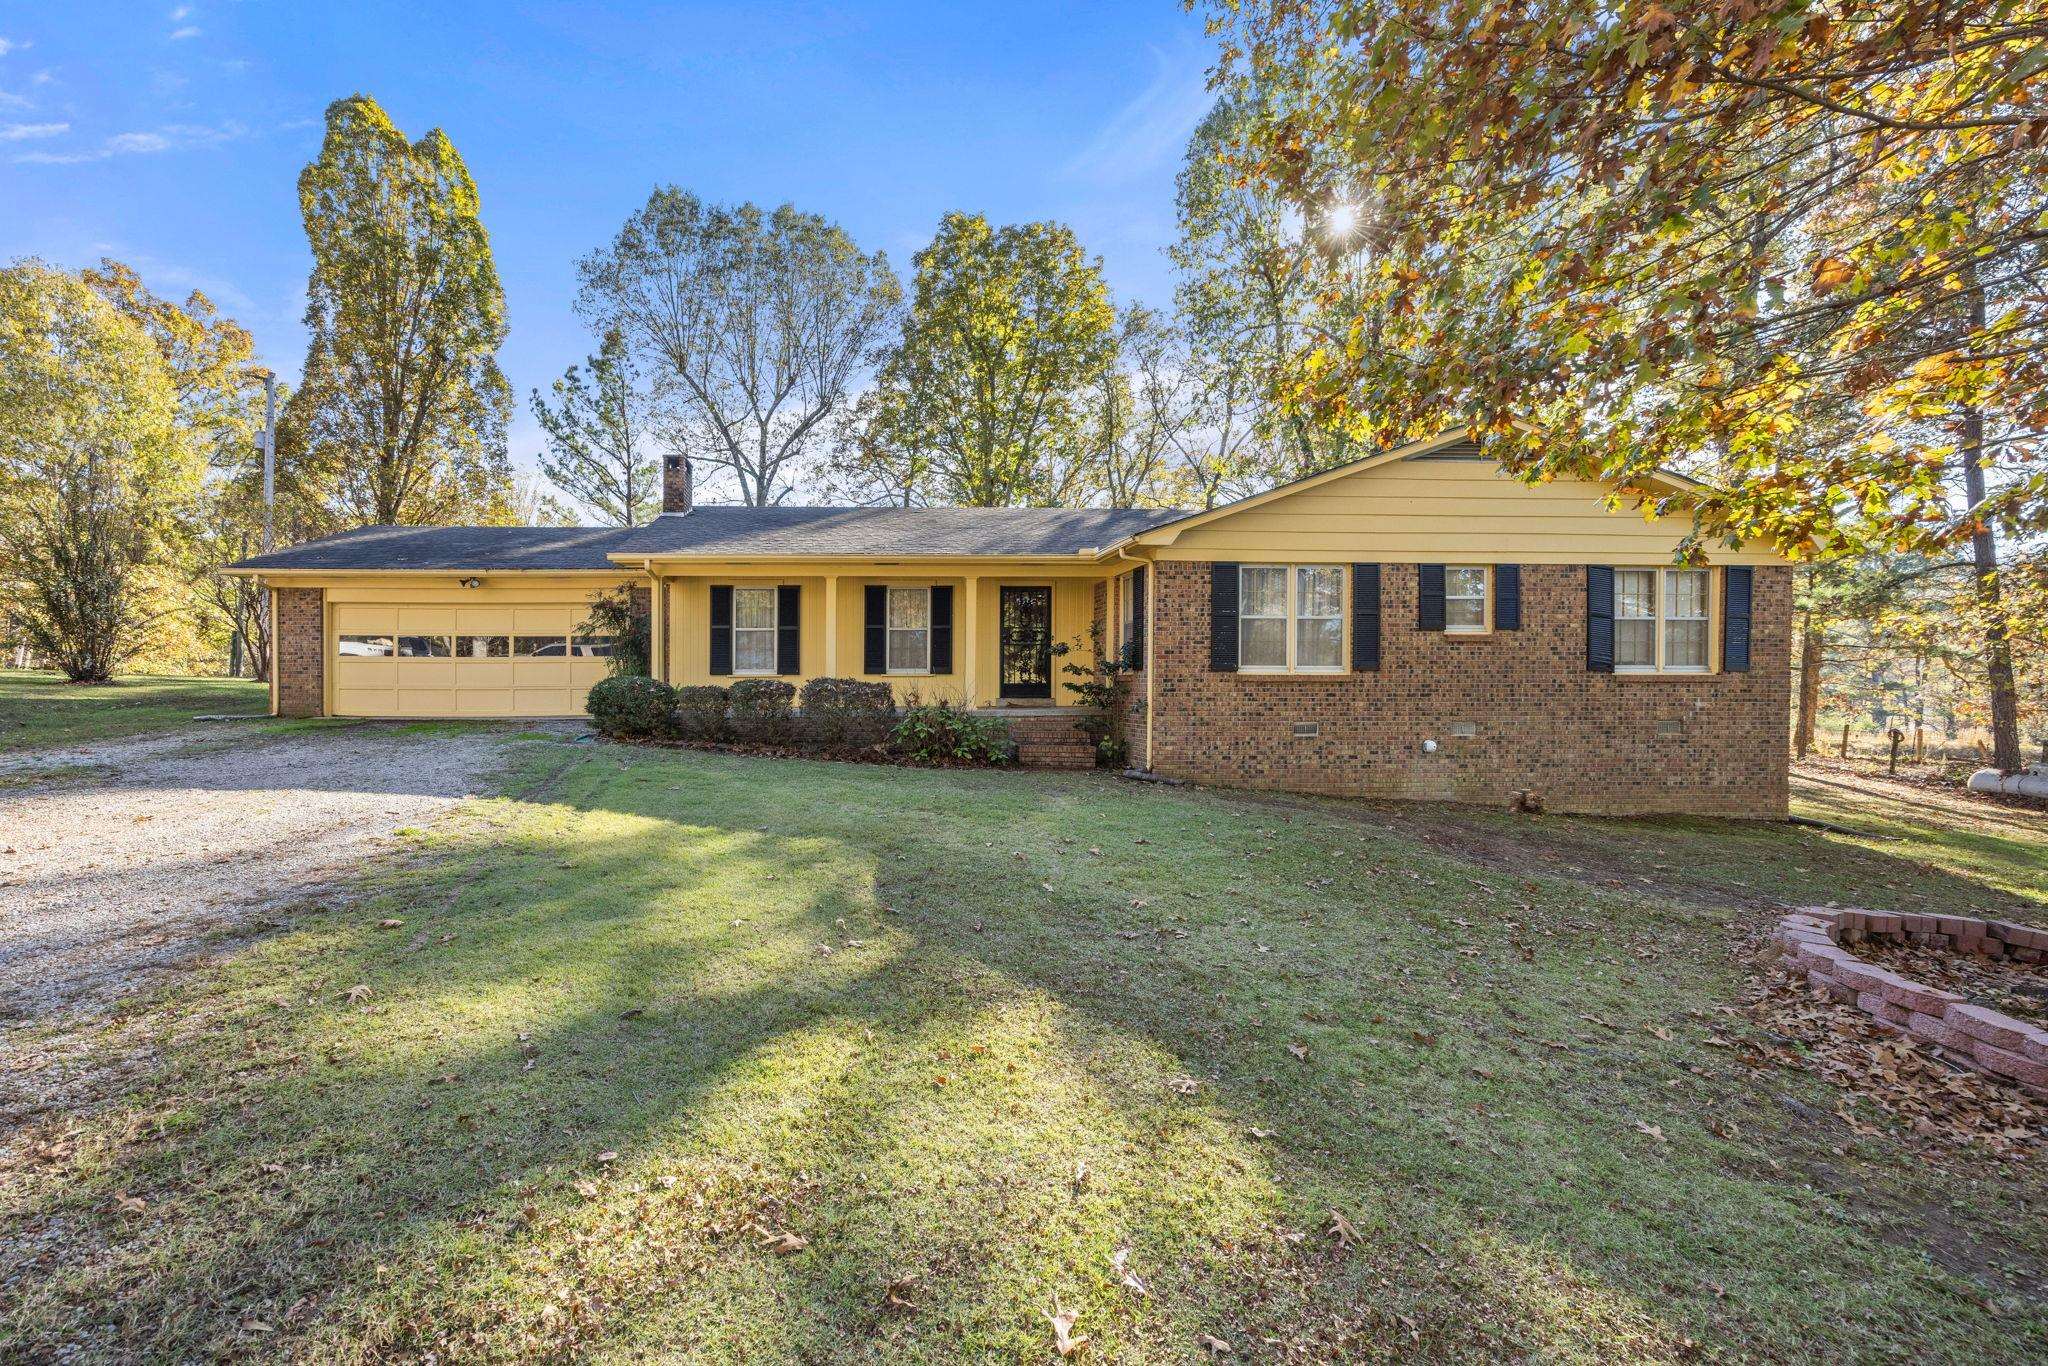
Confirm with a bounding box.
[1240,565,1345,672]
[887,586,930,673]
[732,587,778,675]
[1615,568,1711,673]
[1444,566,1489,633]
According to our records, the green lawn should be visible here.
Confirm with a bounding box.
[4,744,2044,1360]
[0,669,269,752]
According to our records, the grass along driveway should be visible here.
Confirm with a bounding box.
[4,746,2044,1360]
[0,671,269,754]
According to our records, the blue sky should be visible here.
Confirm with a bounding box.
[1,1,1217,470]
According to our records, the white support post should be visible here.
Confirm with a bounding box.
[960,575,980,708]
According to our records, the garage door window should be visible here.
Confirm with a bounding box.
[397,635,452,658]
[459,635,509,658]
[338,635,394,657]
[571,634,615,658]
[514,635,568,657]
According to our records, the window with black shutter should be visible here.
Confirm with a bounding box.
[1351,563,1380,670]
[1586,566,1615,672]
[863,585,887,674]
[929,585,954,674]
[708,585,734,676]
[1722,566,1753,672]
[1208,562,1239,671]
[776,584,800,675]
[1417,563,1447,631]
[1495,564,1522,631]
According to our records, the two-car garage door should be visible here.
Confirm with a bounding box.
[330,603,613,717]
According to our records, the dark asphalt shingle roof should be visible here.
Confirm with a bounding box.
[614,505,1188,557]
[229,506,1191,572]
[228,525,638,572]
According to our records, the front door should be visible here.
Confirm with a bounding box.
[998,586,1053,700]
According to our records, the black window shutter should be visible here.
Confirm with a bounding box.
[1351,563,1381,670]
[1208,562,1239,671]
[1417,563,1447,631]
[863,585,887,674]
[929,585,954,674]
[1586,566,1615,672]
[776,584,800,675]
[709,585,734,676]
[1723,566,1753,672]
[1130,565,1146,666]
[1495,564,1522,631]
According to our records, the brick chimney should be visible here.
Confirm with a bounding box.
[662,454,693,514]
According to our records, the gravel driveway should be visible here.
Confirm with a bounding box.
[0,724,572,1125]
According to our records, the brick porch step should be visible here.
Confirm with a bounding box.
[1017,742,1097,770]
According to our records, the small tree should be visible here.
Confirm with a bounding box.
[532,327,662,527]
[0,263,197,681]
[580,585,650,678]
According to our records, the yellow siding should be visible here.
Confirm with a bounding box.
[661,572,1101,708]
[1150,458,1786,565]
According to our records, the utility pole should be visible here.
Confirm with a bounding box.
[258,369,277,552]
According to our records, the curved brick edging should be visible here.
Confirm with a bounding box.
[1772,908,2048,1097]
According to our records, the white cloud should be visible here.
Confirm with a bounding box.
[0,38,27,58]
[1063,40,1215,187]
[170,26,202,40]
[13,120,245,164]
[0,121,66,141]
[169,5,192,18]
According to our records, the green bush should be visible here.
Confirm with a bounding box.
[585,675,675,739]
[671,685,730,742]
[728,678,798,745]
[891,702,1013,766]
[799,676,896,749]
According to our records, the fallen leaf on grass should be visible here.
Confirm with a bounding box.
[1645,1025,1675,1042]
[378,918,404,929]
[883,1274,917,1312]
[1634,1120,1667,1143]
[594,1150,618,1165]
[1286,1042,1309,1062]
[760,1230,809,1255]
[1198,1333,1233,1355]
[617,1008,644,1020]
[344,984,373,1004]
[1246,1126,1275,1140]
[1048,1304,1088,1357]
[113,1191,147,1215]
[1166,1076,1201,1095]
[1327,1207,1359,1248]
[1110,1247,1149,1296]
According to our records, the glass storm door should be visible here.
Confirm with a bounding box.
[998,586,1053,699]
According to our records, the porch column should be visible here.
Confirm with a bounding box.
[823,573,839,676]
[961,574,980,707]
[649,570,666,681]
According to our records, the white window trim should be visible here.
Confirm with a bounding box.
[886,585,932,676]
[1444,565,1491,635]
[1614,567,1715,675]
[731,586,778,677]
[1119,572,1138,656]
[1239,564,1348,675]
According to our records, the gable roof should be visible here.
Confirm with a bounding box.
[612,505,1187,559]
[227,525,636,573]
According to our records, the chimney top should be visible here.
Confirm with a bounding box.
[662,454,693,515]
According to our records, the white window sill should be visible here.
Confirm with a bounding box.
[1239,666,1348,676]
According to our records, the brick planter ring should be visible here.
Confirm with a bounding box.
[1773,908,2048,1097]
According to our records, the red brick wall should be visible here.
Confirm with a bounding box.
[273,587,325,718]
[1146,561,1791,818]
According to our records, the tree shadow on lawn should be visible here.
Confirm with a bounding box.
[7,750,2044,1361]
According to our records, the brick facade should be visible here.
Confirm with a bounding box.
[1146,561,1792,818]
[273,587,325,718]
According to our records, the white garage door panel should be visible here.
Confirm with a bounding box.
[330,602,601,717]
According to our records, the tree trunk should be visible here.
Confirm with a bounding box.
[1958,404,2022,771]
[1795,610,1823,758]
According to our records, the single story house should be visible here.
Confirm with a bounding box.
[226,431,1792,817]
